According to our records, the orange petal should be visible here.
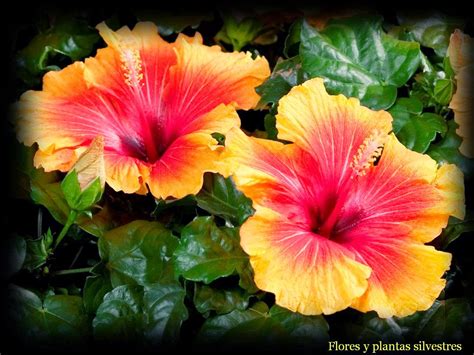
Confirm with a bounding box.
[147,132,225,199]
[341,135,465,244]
[350,240,451,318]
[276,78,392,189]
[242,207,371,315]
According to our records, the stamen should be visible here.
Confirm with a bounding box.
[350,129,387,177]
[120,48,143,88]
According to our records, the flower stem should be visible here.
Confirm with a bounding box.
[54,210,78,248]
[52,267,92,276]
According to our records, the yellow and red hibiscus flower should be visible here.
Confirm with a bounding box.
[448,29,474,158]
[16,22,270,199]
[224,78,465,318]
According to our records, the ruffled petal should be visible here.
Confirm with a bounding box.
[337,135,465,245]
[350,240,451,318]
[276,78,392,189]
[241,207,371,315]
[104,152,150,194]
[148,132,224,199]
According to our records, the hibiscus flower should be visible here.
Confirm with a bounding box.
[16,22,269,199]
[224,78,464,317]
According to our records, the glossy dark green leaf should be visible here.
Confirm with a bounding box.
[83,264,112,315]
[93,285,144,344]
[98,220,178,287]
[23,229,53,271]
[17,18,99,85]
[284,19,302,58]
[195,174,254,226]
[7,284,90,346]
[434,213,474,249]
[397,12,464,57]
[300,16,421,110]
[136,10,213,36]
[427,120,474,178]
[256,56,306,107]
[173,217,251,285]
[193,284,250,316]
[197,302,329,348]
[389,98,447,153]
[143,283,188,346]
[93,283,188,346]
[396,299,473,341]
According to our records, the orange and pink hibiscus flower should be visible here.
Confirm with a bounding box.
[224,78,465,318]
[16,22,270,199]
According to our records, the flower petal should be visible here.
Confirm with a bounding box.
[448,30,474,157]
[148,131,226,199]
[104,152,149,194]
[276,78,392,188]
[223,127,310,217]
[350,240,451,318]
[337,135,465,244]
[241,207,371,315]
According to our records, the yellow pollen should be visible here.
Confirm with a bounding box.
[350,129,387,177]
[120,48,143,87]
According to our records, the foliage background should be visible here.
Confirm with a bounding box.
[2,4,474,353]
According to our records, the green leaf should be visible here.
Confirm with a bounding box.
[300,16,421,110]
[197,302,329,348]
[256,56,306,107]
[410,65,454,109]
[193,283,250,316]
[98,220,178,287]
[83,264,112,315]
[17,17,99,85]
[433,78,454,105]
[31,181,70,224]
[426,120,474,178]
[30,179,115,237]
[93,283,188,346]
[173,217,252,286]
[389,98,447,153]
[396,298,473,341]
[264,113,279,140]
[434,213,474,249]
[195,174,254,226]
[136,10,213,36]
[23,229,54,271]
[61,170,103,211]
[397,12,464,57]
[7,284,90,347]
[215,11,264,51]
[283,19,302,58]
[93,284,144,344]
[143,283,188,346]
